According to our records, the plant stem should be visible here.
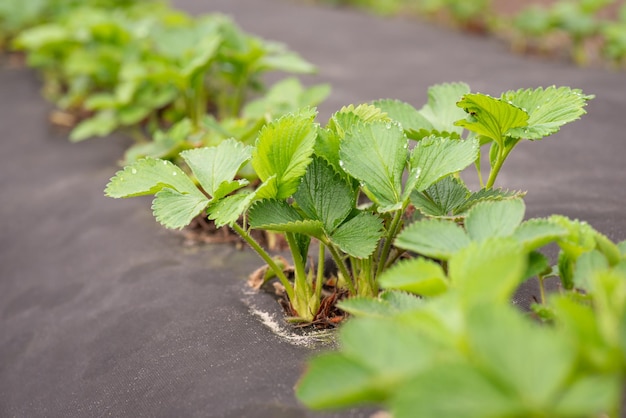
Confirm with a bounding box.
[376,209,404,279]
[538,275,546,305]
[231,223,295,302]
[485,142,515,189]
[285,232,308,294]
[327,243,356,295]
[315,243,325,300]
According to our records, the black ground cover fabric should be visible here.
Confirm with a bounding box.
[1,0,625,416]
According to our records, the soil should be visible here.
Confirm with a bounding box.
[2,0,626,417]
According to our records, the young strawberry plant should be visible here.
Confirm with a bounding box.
[105,82,592,324]
[296,202,626,417]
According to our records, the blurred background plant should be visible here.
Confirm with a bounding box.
[306,0,626,69]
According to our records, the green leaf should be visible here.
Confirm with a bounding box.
[105,158,200,198]
[293,156,355,233]
[512,218,569,251]
[337,297,396,318]
[465,199,526,241]
[296,353,382,410]
[395,219,470,261]
[330,212,384,258]
[573,250,609,291]
[410,135,478,192]
[449,238,527,304]
[151,188,209,229]
[371,99,433,134]
[418,82,471,135]
[70,111,118,142]
[455,93,529,146]
[180,139,252,200]
[340,317,439,378]
[410,176,469,217]
[454,187,525,215]
[467,305,575,409]
[554,375,620,416]
[251,111,317,199]
[378,258,449,296]
[524,251,551,281]
[248,199,324,238]
[181,34,221,77]
[207,191,254,228]
[340,120,407,211]
[391,362,518,418]
[502,86,594,140]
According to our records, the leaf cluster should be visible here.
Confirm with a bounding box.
[297,200,626,418]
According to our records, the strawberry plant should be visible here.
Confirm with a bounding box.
[12,3,318,142]
[104,82,591,324]
[296,202,626,417]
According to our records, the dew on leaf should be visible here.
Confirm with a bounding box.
[131,168,137,174]
[172,171,177,176]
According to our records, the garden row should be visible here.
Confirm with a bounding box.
[4,1,626,417]
[311,0,626,68]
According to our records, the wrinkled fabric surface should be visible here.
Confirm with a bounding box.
[1,0,625,417]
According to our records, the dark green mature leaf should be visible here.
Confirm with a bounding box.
[248,199,324,238]
[340,120,408,212]
[378,258,449,296]
[296,353,383,409]
[251,111,317,199]
[330,212,384,258]
[455,93,529,146]
[372,99,433,134]
[454,187,524,215]
[151,188,209,229]
[465,199,525,242]
[410,136,478,192]
[467,305,575,409]
[449,238,526,304]
[391,363,518,418]
[410,176,469,217]
[293,156,355,233]
[418,82,471,135]
[395,219,470,261]
[181,139,253,200]
[105,157,200,198]
[502,86,594,140]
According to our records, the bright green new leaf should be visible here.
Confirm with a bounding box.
[465,199,525,241]
[467,305,575,409]
[340,120,408,212]
[296,353,383,410]
[391,362,518,418]
[553,375,620,417]
[248,199,324,238]
[70,111,118,142]
[378,258,449,296]
[293,156,355,233]
[105,157,200,198]
[330,212,384,258]
[449,238,526,304]
[180,140,253,200]
[512,218,569,252]
[410,135,478,192]
[151,188,209,229]
[455,93,529,146]
[372,99,433,134]
[181,34,221,77]
[395,219,470,261]
[502,86,594,140]
[251,111,317,199]
[418,82,471,135]
[340,317,439,379]
[207,191,254,228]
